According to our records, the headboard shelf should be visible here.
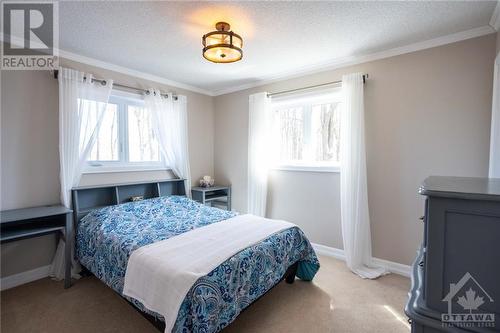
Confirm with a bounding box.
[72,179,184,190]
[72,179,186,223]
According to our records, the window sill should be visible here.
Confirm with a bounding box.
[271,165,340,173]
[82,166,169,174]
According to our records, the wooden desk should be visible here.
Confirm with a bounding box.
[0,205,73,288]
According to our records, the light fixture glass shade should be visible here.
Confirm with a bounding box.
[202,22,243,63]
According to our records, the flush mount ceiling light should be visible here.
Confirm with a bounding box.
[202,22,243,63]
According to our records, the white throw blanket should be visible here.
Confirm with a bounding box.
[123,214,295,333]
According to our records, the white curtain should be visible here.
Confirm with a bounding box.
[53,67,113,279]
[58,67,113,207]
[248,92,272,216]
[340,73,387,279]
[489,54,500,178]
[146,90,191,195]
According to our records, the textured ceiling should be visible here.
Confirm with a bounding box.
[59,1,498,94]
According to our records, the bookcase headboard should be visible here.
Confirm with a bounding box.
[71,179,186,223]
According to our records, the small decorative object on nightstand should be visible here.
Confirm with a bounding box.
[199,175,215,188]
[191,185,231,211]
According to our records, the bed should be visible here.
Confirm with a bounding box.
[72,179,319,333]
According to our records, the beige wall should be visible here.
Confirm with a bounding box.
[267,170,343,249]
[1,60,215,277]
[1,70,60,210]
[497,31,500,55]
[214,34,496,265]
[1,70,61,277]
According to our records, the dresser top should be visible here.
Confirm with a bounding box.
[0,205,72,224]
[419,176,500,201]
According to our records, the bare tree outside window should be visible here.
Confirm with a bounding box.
[108,110,117,160]
[273,99,341,167]
[128,105,160,162]
[276,107,304,162]
[313,102,341,162]
[85,102,119,162]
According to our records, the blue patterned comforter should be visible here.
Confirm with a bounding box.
[76,196,319,332]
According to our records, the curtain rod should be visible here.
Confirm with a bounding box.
[267,74,368,98]
[52,70,178,100]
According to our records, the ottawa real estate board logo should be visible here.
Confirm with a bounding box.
[442,272,495,328]
[1,1,58,70]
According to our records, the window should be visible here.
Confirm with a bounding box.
[84,92,162,172]
[127,105,161,162]
[271,88,342,172]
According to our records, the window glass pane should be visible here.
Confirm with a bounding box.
[275,106,304,163]
[273,101,341,166]
[127,105,160,162]
[86,103,119,161]
[311,102,341,163]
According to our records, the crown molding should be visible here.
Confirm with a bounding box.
[58,49,214,96]
[212,25,496,96]
[1,34,214,96]
[490,1,500,31]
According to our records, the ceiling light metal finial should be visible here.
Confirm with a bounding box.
[215,21,230,32]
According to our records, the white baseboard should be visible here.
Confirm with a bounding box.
[311,243,411,278]
[371,257,411,278]
[1,265,51,291]
[311,243,346,260]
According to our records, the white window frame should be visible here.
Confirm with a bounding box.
[83,90,165,174]
[271,88,342,173]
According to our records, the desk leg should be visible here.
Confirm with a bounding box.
[64,213,72,289]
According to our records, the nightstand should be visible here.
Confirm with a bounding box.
[1,205,73,288]
[191,186,231,211]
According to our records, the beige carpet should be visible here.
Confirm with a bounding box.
[1,256,411,333]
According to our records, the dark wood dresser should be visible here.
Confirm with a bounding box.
[406,176,500,332]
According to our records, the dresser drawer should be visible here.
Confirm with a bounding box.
[424,197,500,316]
